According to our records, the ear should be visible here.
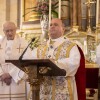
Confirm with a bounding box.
[62,23,65,31]
[63,27,65,32]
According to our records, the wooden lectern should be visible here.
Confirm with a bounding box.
[6,59,66,100]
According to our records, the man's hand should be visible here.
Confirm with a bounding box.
[1,73,12,85]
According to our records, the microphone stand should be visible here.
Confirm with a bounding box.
[19,38,35,61]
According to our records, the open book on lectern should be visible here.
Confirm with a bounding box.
[6,59,66,76]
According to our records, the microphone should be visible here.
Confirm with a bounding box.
[19,38,35,61]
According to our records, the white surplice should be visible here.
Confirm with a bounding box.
[32,36,81,100]
[0,35,32,100]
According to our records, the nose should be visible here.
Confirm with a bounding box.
[8,31,13,35]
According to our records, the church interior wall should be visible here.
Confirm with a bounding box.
[0,0,18,37]
[10,0,18,25]
[0,0,6,37]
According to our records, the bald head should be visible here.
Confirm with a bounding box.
[3,21,17,40]
[49,18,65,39]
[51,18,63,26]
[3,21,16,29]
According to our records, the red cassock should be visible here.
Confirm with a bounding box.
[75,46,86,100]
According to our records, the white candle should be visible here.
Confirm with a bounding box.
[96,0,99,27]
[49,0,51,27]
[59,0,61,19]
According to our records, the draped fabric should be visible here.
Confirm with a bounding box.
[75,46,86,100]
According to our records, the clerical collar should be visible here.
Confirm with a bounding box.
[7,39,14,41]
[7,40,14,43]
[50,36,65,42]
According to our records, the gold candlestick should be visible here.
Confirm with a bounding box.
[84,0,96,35]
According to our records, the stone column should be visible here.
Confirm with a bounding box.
[72,0,77,26]
[69,0,72,27]
[77,0,82,30]
[70,0,82,31]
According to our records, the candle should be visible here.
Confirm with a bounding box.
[49,0,51,27]
[96,0,99,27]
[59,0,61,19]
